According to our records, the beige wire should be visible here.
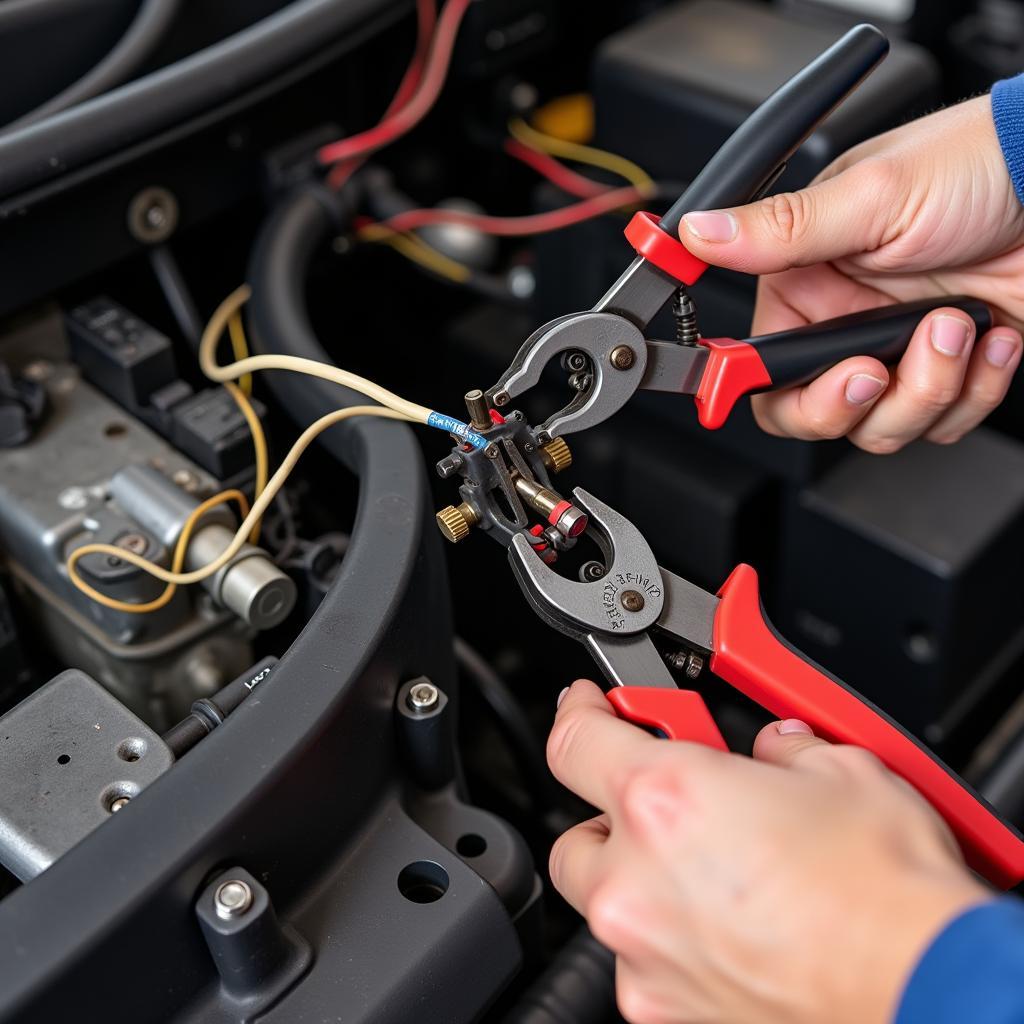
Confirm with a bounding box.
[199,285,434,425]
[67,406,412,596]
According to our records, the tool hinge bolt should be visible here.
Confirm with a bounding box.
[436,503,479,543]
[610,345,636,371]
[620,590,645,612]
[540,436,572,473]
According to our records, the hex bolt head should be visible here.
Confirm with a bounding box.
[620,590,645,613]
[214,879,254,920]
[610,345,636,371]
[407,681,440,713]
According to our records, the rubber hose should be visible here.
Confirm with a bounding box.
[246,181,414,471]
[0,0,406,199]
[5,0,182,130]
[502,927,618,1024]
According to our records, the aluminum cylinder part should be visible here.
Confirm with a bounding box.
[109,464,295,630]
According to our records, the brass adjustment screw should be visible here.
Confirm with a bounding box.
[541,436,572,473]
[436,503,479,543]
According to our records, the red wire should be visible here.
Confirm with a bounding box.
[366,186,647,237]
[503,138,610,200]
[327,0,437,190]
[318,0,472,167]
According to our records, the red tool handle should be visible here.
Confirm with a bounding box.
[607,687,728,750]
[711,564,1024,889]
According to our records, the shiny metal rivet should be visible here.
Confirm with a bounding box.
[214,879,254,920]
[407,682,440,713]
[620,590,645,613]
[610,345,636,371]
[109,796,130,813]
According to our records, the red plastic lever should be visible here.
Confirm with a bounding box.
[711,564,1024,889]
[607,687,728,750]
[623,212,709,287]
[694,338,773,430]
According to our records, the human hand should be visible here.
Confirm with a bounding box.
[679,95,1024,452]
[546,680,990,1024]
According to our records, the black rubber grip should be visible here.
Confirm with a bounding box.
[749,296,992,390]
[659,24,889,235]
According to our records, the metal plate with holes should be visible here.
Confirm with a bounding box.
[0,669,172,880]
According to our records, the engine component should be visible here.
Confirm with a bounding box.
[109,465,296,631]
[0,668,173,881]
[0,349,259,725]
[777,428,1024,741]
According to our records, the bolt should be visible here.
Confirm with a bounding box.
[493,390,510,407]
[407,681,440,713]
[685,654,705,680]
[214,879,254,920]
[610,345,636,371]
[565,351,587,372]
[116,532,148,556]
[580,560,605,582]
[620,590,645,613]
[109,796,130,813]
[172,468,198,492]
[485,444,500,460]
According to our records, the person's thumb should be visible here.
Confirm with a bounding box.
[752,719,832,769]
[679,162,895,275]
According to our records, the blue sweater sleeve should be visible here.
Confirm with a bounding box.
[896,898,1024,1024]
[993,73,1024,206]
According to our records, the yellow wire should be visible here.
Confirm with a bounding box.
[224,380,267,544]
[228,309,253,396]
[508,116,655,196]
[199,285,435,424]
[68,490,249,614]
[67,406,413,601]
[358,225,472,284]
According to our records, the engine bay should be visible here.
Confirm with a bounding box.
[2,1,1024,1021]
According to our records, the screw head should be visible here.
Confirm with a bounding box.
[109,796,130,813]
[580,560,605,582]
[214,879,254,920]
[565,351,588,372]
[494,390,510,407]
[620,590,645,613]
[610,345,636,371]
[407,682,440,713]
[485,444,500,460]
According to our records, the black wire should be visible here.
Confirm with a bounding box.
[5,0,182,130]
[454,635,562,812]
[148,243,203,350]
[0,0,405,201]
[0,0,98,32]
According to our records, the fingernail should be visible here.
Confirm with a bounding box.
[845,374,886,405]
[682,210,738,243]
[556,686,570,708]
[931,316,971,357]
[778,719,814,736]
[986,335,1020,368]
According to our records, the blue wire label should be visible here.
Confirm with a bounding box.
[427,411,488,450]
